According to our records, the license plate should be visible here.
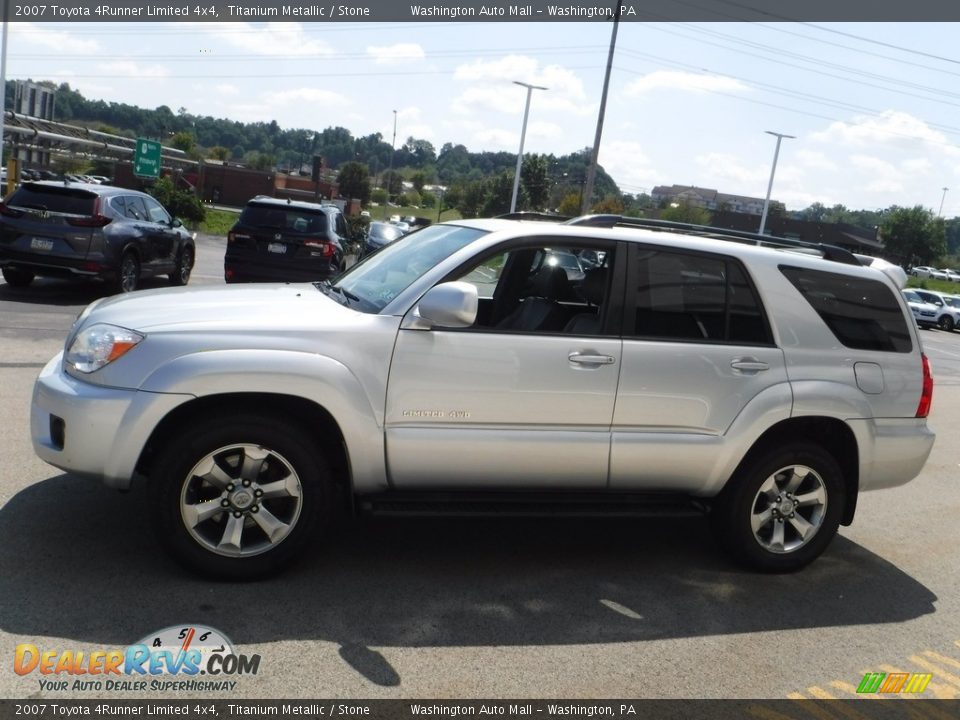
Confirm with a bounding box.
[267,242,286,254]
[30,238,54,251]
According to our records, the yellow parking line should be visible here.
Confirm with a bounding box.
[908,656,960,690]
[878,664,957,700]
[923,651,960,671]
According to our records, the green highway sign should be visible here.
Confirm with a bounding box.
[133,138,162,179]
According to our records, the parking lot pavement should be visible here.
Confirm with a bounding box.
[1,252,959,698]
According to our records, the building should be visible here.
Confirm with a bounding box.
[651,184,768,215]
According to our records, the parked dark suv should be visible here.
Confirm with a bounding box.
[0,181,195,293]
[225,197,347,283]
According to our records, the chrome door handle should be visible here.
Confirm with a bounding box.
[730,358,769,372]
[569,352,616,366]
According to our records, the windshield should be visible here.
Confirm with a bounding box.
[325,223,488,313]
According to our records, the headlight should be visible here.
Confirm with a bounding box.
[65,323,144,373]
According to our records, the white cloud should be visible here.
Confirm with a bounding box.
[598,141,659,193]
[695,152,768,189]
[366,43,426,65]
[451,55,590,118]
[11,22,100,53]
[812,110,960,159]
[216,84,240,96]
[850,155,906,194]
[795,150,838,172]
[264,87,350,108]
[624,71,748,96]
[95,62,170,79]
[204,22,334,57]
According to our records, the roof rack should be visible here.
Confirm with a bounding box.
[564,214,861,266]
[495,211,573,222]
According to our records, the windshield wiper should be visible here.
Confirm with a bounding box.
[317,281,360,306]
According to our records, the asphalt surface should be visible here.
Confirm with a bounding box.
[1,236,959,701]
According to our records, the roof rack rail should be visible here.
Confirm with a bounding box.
[565,214,861,266]
[495,211,573,222]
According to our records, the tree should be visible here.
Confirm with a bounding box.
[660,201,711,225]
[146,176,205,224]
[411,171,427,194]
[206,146,230,161]
[480,172,522,217]
[557,192,581,216]
[336,161,371,204]
[591,196,625,214]
[880,206,946,265]
[520,154,550,211]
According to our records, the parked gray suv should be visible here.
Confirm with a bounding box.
[30,216,935,579]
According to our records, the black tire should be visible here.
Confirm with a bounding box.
[115,252,140,294]
[168,245,194,286]
[710,443,845,573]
[938,315,955,332]
[1,267,35,287]
[148,413,330,580]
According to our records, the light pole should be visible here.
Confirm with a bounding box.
[939,187,949,216]
[510,81,547,214]
[759,130,795,235]
[385,109,398,205]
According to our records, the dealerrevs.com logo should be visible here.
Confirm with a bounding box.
[14,625,261,693]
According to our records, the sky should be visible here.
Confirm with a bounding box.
[3,19,960,215]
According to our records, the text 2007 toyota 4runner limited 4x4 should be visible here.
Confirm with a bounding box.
[30,215,935,579]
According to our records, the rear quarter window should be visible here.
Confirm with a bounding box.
[780,265,912,353]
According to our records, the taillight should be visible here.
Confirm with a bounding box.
[227,232,250,244]
[66,197,111,227]
[304,239,334,257]
[916,353,933,418]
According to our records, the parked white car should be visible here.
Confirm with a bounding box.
[912,288,960,331]
[911,266,948,281]
[902,290,939,329]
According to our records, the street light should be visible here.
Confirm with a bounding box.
[385,109,398,204]
[939,187,949,216]
[758,130,795,235]
[510,81,547,214]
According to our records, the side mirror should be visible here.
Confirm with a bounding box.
[171,218,183,228]
[414,282,478,329]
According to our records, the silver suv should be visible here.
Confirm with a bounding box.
[30,216,936,579]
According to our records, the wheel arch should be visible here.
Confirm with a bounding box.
[135,392,353,514]
[725,416,859,526]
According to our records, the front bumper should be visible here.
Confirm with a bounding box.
[31,352,192,489]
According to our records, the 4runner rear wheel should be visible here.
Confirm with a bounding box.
[149,414,330,580]
[711,444,845,572]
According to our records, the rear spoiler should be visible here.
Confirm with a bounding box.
[853,254,908,289]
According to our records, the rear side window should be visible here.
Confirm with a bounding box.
[7,185,96,215]
[240,204,327,234]
[780,266,911,353]
[630,248,771,345]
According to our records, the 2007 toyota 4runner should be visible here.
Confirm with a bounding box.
[30,215,935,579]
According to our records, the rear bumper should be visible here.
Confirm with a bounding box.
[0,250,110,280]
[848,418,936,491]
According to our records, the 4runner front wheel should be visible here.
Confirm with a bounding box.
[711,444,845,572]
[149,414,330,579]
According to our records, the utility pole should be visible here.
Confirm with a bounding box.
[581,11,619,216]
[0,3,8,178]
[939,187,949,217]
[510,81,547,214]
[759,130,795,235]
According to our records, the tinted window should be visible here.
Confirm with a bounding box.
[123,196,148,220]
[7,185,96,215]
[631,249,770,344]
[240,204,327,234]
[142,196,170,224]
[781,266,911,353]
